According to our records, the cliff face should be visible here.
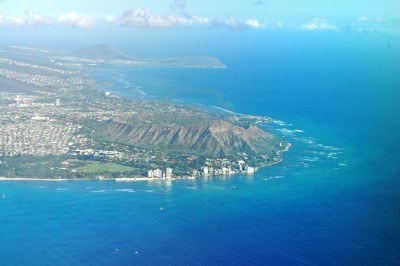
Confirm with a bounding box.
[100,118,280,155]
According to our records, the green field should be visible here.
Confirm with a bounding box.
[77,163,134,173]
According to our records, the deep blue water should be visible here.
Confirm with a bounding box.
[1,33,400,265]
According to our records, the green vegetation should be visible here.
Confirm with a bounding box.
[77,163,135,173]
[0,155,71,178]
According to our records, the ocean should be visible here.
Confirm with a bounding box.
[1,33,399,265]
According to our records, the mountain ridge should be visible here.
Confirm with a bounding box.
[75,44,226,68]
[99,118,280,156]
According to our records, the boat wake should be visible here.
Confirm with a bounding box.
[116,189,135,193]
[264,175,284,181]
[90,190,107,193]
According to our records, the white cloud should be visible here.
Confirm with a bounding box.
[0,8,266,31]
[116,8,193,28]
[0,12,24,27]
[356,16,385,24]
[302,18,338,31]
[1,10,94,29]
[344,16,386,33]
[245,18,264,29]
[114,8,264,30]
[353,28,377,33]
[357,16,370,22]
[222,16,241,29]
[57,12,94,29]
[25,9,54,26]
[104,15,115,22]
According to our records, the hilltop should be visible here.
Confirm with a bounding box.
[75,44,134,61]
[100,117,281,156]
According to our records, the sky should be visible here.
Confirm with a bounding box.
[0,0,399,55]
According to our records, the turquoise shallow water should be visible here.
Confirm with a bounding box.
[1,33,400,265]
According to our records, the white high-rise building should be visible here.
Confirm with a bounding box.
[55,98,61,106]
[166,168,172,179]
[246,166,255,173]
[105,91,111,96]
[222,167,229,174]
[154,169,163,178]
[148,170,153,178]
[203,166,209,175]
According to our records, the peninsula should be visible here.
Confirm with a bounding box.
[0,45,289,180]
[75,44,226,69]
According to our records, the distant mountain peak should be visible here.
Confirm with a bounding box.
[75,44,133,60]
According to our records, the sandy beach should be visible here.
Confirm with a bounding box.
[0,176,195,182]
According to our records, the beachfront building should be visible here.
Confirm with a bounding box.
[246,166,255,173]
[209,167,214,175]
[238,160,245,171]
[154,169,163,178]
[166,168,172,179]
[203,166,209,175]
[148,170,153,178]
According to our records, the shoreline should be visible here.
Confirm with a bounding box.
[0,177,91,182]
[114,177,196,182]
[257,142,291,169]
[0,144,291,182]
[0,176,195,182]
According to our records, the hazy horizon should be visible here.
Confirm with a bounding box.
[1,0,400,57]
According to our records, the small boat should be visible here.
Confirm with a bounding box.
[2,194,5,199]
[160,206,164,211]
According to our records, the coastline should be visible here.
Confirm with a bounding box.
[114,176,196,182]
[0,176,194,182]
[257,142,292,169]
[0,177,90,181]
[0,143,291,182]
[278,142,292,155]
